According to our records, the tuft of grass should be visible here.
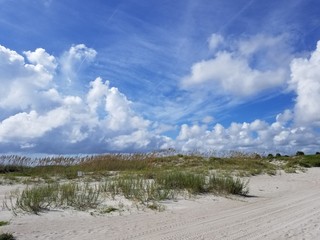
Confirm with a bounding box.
[284,167,297,173]
[100,206,118,214]
[155,171,206,194]
[6,182,102,214]
[59,182,101,210]
[103,176,174,204]
[147,202,165,211]
[207,175,249,196]
[0,221,9,227]
[0,233,15,240]
[13,184,59,214]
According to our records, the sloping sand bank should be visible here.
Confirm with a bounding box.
[1,168,320,239]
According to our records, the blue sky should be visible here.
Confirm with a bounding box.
[0,0,320,154]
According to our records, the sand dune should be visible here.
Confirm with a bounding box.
[1,168,320,239]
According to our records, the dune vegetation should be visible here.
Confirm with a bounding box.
[1,151,320,215]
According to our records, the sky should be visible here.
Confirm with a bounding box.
[0,0,320,155]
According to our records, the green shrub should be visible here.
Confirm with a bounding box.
[299,155,320,167]
[296,151,305,156]
[207,175,248,196]
[0,165,24,174]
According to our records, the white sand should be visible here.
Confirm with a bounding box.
[1,168,320,239]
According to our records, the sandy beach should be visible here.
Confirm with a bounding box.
[1,168,320,240]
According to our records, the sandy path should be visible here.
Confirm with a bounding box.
[1,168,320,239]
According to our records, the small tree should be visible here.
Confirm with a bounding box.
[267,153,274,158]
[275,153,281,157]
[296,151,305,156]
[253,153,262,159]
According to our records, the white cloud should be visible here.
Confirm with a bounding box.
[0,45,24,64]
[177,124,207,141]
[0,45,57,110]
[182,52,286,96]
[182,34,291,97]
[276,109,293,126]
[24,48,57,72]
[68,44,97,61]
[0,108,69,142]
[174,113,320,154]
[86,77,151,133]
[105,86,150,132]
[289,41,320,126]
[86,77,109,114]
[60,44,97,83]
[107,130,151,150]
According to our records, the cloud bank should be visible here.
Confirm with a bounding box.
[0,40,320,154]
[175,111,319,154]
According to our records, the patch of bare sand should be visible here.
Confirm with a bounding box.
[1,168,320,239]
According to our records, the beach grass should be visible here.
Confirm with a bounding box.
[4,171,248,214]
[0,221,9,227]
[1,152,319,214]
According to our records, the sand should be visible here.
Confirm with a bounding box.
[1,168,320,239]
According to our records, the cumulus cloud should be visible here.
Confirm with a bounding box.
[107,130,161,151]
[85,77,150,133]
[182,34,291,97]
[0,45,57,111]
[60,44,97,83]
[0,44,166,153]
[24,48,57,72]
[174,111,320,154]
[0,108,69,142]
[177,124,207,141]
[289,41,320,126]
